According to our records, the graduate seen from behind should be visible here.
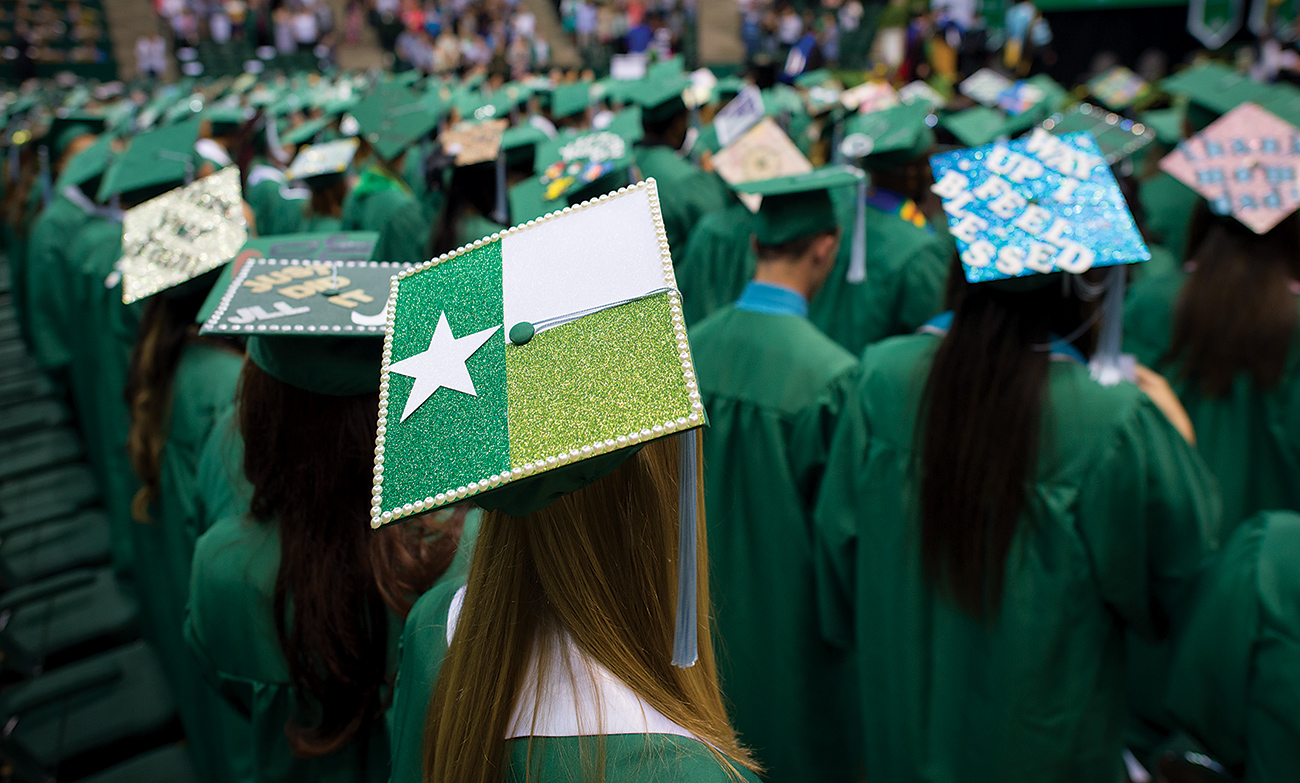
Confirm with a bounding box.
[689,167,863,783]
[184,314,470,782]
[377,183,761,783]
[814,132,1221,782]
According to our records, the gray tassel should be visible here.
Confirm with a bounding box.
[38,145,51,208]
[846,179,867,283]
[672,429,699,668]
[493,152,509,225]
[1089,266,1129,386]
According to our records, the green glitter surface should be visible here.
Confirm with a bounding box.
[384,241,510,508]
[504,293,692,467]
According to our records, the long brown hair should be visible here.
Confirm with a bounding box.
[307,176,348,220]
[237,362,464,757]
[1166,205,1300,396]
[125,284,240,522]
[423,436,758,783]
[918,260,1099,617]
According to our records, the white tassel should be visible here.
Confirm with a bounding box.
[846,179,867,283]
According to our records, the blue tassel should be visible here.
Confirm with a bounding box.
[672,429,699,668]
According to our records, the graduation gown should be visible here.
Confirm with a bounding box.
[244,162,300,237]
[1139,172,1200,263]
[814,332,1220,783]
[1165,510,1300,783]
[138,340,248,783]
[24,189,97,372]
[690,294,861,783]
[193,407,252,533]
[674,189,951,355]
[1123,273,1300,533]
[632,144,731,257]
[342,166,428,266]
[66,217,141,576]
[388,574,761,783]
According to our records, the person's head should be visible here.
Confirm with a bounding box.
[237,337,464,758]
[422,436,758,783]
[429,159,499,256]
[919,260,1104,618]
[307,173,349,218]
[56,129,98,173]
[1166,204,1300,396]
[755,229,840,297]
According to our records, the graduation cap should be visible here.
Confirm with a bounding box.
[203,104,252,134]
[841,101,935,170]
[794,69,835,89]
[118,167,249,304]
[713,117,813,211]
[1158,102,1300,234]
[281,114,337,147]
[286,138,359,181]
[898,80,946,110]
[97,119,202,201]
[647,54,686,81]
[733,166,863,245]
[960,68,1015,107]
[941,105,1014,148]
[46,111,103,156]
[360,102,438,162]
[551,81,594,120]
[630,76,691,123]
[1161,62,1271,130]
[371,179,703,665]
[1087,65,1151,111]
[440,119,507,166]
[537,129,632,202]
[1040,103,1155,165]
[1140,107,1185,147]
[502,123,550,170]
[54,135,113,189]
[839,80,899,113]
[930,128,1150,285]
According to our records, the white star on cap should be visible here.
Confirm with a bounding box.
[389,312,499,422]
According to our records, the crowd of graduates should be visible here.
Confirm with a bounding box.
[0,27,1297,783]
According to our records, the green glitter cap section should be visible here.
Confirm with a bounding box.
[384,240,511,507]
[504,292,692,467]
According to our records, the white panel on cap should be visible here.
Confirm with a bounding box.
[500,187,666,337]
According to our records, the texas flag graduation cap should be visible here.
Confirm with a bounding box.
[1158,101,1300,234]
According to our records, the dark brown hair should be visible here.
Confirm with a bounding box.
[237,362,464,757]
[755,228,838,263]
[917,258,1098,617]
[307,176,348,220]
[1166,205,1300,396]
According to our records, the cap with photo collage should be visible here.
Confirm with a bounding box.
[97,118,203,201]
[287,137,360,183]
[118,166,249,304]
[371,179,705,666]
[1157,101,1300,234]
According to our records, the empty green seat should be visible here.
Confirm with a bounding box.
[0,428,82,481]
[0,509,111,590]
[0,464,100,525]
[0,567,140,674]
[0,641,178,782]
[81,744,200,783]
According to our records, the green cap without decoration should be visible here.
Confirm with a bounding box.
[551,82,594,119]
[55,135,113,189]
[1161,62,1271,131]
[98,119,202,201]
[502,124,550,170]
[631,76,691,123]
[735,166,863,246]
[841,102,935,170]
[941,105,1012,148]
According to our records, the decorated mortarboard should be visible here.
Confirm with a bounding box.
[440,119,508,166]
[97,119,202,201]
[550,81,594,119]
[960,68,1015,107]
[1040,103,1155,164]
[200,255,400,337]
[631,76,692,123]
[996,80,1047,116]
[839,80,900,113]
[118,167,248,304]
[1087,65,1151,111]
[713,85,765,149]
[930,128,1150,284]
[733,165,862,245]
[538,129,631,202]
[841,101,935,170]
[54,135,113,189]
[609,53,649,83]
[898,80,946,110]
[713,117,813,213]
[286,137,359,181]
[1158,102,1300,234]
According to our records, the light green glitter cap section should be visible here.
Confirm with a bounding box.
[371,180,703,527]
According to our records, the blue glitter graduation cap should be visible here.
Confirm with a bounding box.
[929,128,1150,284]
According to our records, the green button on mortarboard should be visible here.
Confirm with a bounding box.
[509,322,535,345]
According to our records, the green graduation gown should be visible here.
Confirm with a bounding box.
[193,407,252,532]
[690,301,861,783]
[674,189,951,355]
[342,166,428,266]
[1139,172,1201,263]
[388,566,760,783]
[455,213,506,247]
[1165,510,1300,783]
[24,190,97,372]
[814,332,1220,783]
[244,162,300,237]
[137,340,248,783]
[66,217,141,576]
[1123,273,1300,533]
[632,144,731,257]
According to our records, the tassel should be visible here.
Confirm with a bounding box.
[1089,266,1130,387]
[493,152,509,225]
[830,113,845,166]
[265,115,289,165]
[38,145,51,208]
[846,179,867,283]
[671,429,699,668]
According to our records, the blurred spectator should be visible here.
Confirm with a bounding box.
[135,31,167,78]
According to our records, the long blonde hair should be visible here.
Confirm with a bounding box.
[422,434,759,783]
